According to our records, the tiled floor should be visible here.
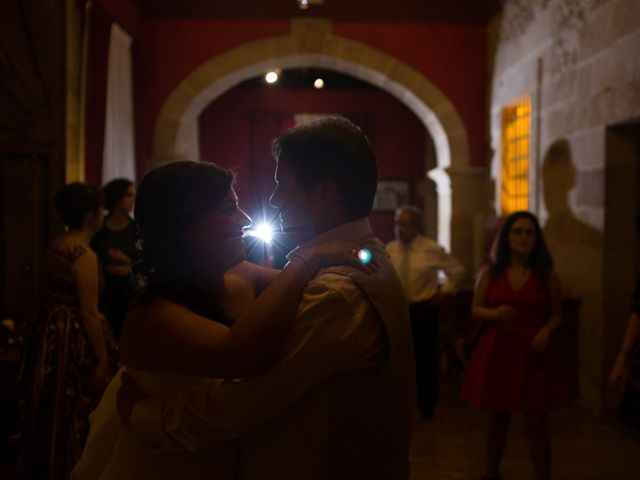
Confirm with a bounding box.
[410,383,640,480]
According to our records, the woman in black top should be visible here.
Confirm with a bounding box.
[91,178,136,339]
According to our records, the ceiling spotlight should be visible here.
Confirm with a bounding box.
[313,78,325,89]
[297,0,324,10]
[265,71,279,84]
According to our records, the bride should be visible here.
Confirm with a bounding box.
[71,161,375,479]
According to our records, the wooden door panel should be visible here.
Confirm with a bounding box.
[1,155,48,327]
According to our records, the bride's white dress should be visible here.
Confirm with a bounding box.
[71,367,237,479]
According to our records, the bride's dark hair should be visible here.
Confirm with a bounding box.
[133,160,235,324]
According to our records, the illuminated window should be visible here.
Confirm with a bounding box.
[501,95,531,215]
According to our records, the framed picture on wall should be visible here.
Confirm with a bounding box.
[373,180,410,212]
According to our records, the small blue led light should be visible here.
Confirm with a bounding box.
[358,248,372,265]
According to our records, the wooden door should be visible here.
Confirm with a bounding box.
[0,155,49,327]
[0,0,65,330]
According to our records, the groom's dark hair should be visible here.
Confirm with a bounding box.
[272,116,378,220]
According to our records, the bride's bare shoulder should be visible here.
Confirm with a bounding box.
[118,298,196,367]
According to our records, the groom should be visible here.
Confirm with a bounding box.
[122,116,413,479]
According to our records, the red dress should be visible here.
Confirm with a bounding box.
[462,272,571,412]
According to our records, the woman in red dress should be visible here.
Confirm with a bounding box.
[462,211,569,480]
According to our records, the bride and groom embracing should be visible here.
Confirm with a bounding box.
[71,116,414,480]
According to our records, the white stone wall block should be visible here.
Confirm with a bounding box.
[568,127,606,169]
[575,168,605,208]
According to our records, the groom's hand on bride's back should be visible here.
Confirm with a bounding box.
[117,372,148,430]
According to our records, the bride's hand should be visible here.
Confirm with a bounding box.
[117,372,148,430]
[296,240,380,274]
[88,358,111,391]
[609,354,628,392]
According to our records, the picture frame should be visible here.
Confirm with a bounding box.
[372,180,410,212]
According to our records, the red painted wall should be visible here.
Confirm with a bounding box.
[198,88,428,243]
[84,8,487,240]
[132,20,487,174]
[335,23,487,172]
[135,20,290,175]
[98,0,140,35]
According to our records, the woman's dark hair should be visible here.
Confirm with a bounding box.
[103,178,134,211]
[489,211,553,277]
[54,182,104,229]
[272,116,378,220]
[133,161,234,323]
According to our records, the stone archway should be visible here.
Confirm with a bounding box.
[152,18,485,262]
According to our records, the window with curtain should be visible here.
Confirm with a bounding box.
[501,95,531,215]
[102,23,136,184]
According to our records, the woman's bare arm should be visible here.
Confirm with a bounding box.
[529,271,563,353]
[546,271,563,331]
[119,242,374,379]
[610,312,640,386]
[73,250,110,379]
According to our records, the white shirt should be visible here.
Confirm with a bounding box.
[130,218,411,479]
[386,234,465,304]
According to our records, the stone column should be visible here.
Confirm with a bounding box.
[445,166,493,277]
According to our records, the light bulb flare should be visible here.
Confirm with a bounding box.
[265,71,279,84]
[244,222,274,244]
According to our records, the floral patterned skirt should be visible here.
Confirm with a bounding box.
[24,305,116,479]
